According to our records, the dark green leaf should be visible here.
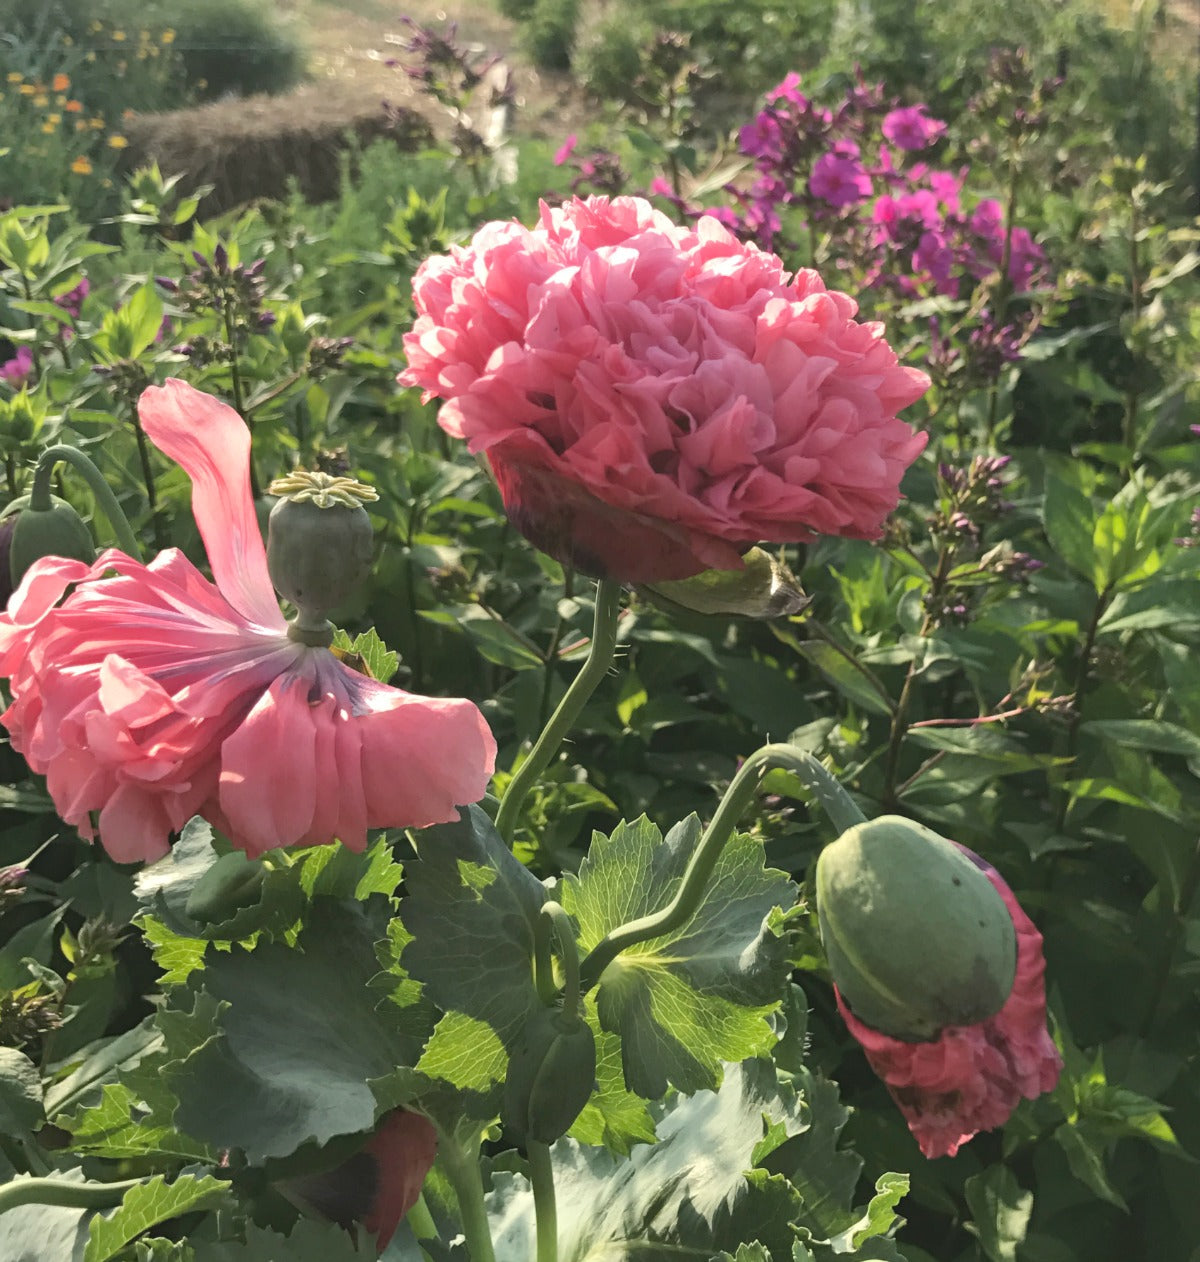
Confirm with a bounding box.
[964,1166,1034,1261]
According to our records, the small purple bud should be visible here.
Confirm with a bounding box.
[156,276,179,293]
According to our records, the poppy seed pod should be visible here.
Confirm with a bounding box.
[816,816,1017,1042]
[266,471,378,632]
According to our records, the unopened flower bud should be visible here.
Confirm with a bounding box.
[503,1004,597,1144]
[266,470,378,638]
[816,816,1017,1041]
[3,493,95,587]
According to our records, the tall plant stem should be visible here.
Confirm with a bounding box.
[0,1176,144,1214]
[440,1138,496,1262]
[495,579,623,845]
[129,407,167,551]
[578,742,865,992]
[984,159,1020,447]
[223,307,261,499]
[407,1192,439,1248]
[1121,197,1143,474]
[528,1140,558,1262]
[32,444,142,557]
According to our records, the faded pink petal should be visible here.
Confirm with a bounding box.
[400,195,928,582]
[837,848,1062,1158]
[0,382,496,863]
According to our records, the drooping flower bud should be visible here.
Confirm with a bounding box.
[265,470,378,641]
[503,1003,597,1144]
[816,815,1017,1042]
[2,493,95,591]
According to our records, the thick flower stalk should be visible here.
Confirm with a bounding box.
[827,833,1061,1158]
[400,194,929,583]
[0,379,496,863]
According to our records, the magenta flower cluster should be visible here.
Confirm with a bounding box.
[719,73,1045,304]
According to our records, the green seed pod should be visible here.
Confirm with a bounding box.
[816,815,1017,1042]
[503,1005,597,1145]
[6,494,95,585]
[265,471,378,625]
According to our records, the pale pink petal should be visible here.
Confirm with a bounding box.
[137,379,283,630]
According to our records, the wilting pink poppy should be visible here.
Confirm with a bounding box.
[836,848,1061,1158]
[0,379,496,864]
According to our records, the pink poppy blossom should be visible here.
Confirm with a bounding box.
[0,379,496,864]
[837,847,1061,1158]
[882,105,947,151]
[0,346,33,389]
[400,195,928,582]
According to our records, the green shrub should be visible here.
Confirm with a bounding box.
[521,0,580,71]
[572,6,653,104]
[146,0,306,101]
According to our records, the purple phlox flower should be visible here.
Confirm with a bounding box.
[739,111,785,164]
[810,149,872,208]
[701,205,742,233]
[53,277,90,320]
[882,104,947,151]
[1003,227,1044,290]
[970,198,1004,238]
[553,134,577,166]
[929,168,965,212]
[1190,424,1200,437]
[913,229,957,295]
[0,346,33,389]
[767,72,807,106]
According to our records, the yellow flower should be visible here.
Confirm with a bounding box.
[89,20,103,33]
[85,52,96,63]
[18,84,36,96]
[89,117,105,130]
[41,121,55,133]
[75,119,87,131]
[32,93,49,107]
[108,134,128,149]
[161,29,176,44]
[112,30,126,41]
[71,155,93,175]
[47,113,61,124]
[52,73,70,92]
[6,72,22,84]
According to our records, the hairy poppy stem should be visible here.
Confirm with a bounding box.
[578,743,866,993]
[528,1139,559,1262]
[495,578,623,845]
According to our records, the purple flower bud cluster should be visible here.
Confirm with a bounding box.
[307,335,355,379]
[554,140,628,198]
[159,248,274,366]
[52,277,90,321]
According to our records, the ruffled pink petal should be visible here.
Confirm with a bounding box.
[837,850,1061,1158]
[137,379,284,631]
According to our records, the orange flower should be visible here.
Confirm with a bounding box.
[65,99,83,113]
[52,73,70,92]
[71,155,93,175]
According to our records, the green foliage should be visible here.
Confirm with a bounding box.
[520,0,580,71]
[145,0,306,101]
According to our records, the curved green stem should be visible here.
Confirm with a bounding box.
[527,1140,558,1262]
[0,1175,144,1214]
[535,902,582,1017]
[406,1191,439,1245]
[31,444,142,558]
[495,579,623,844]
[440,1135,496,1262]
[578,742,865,993]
